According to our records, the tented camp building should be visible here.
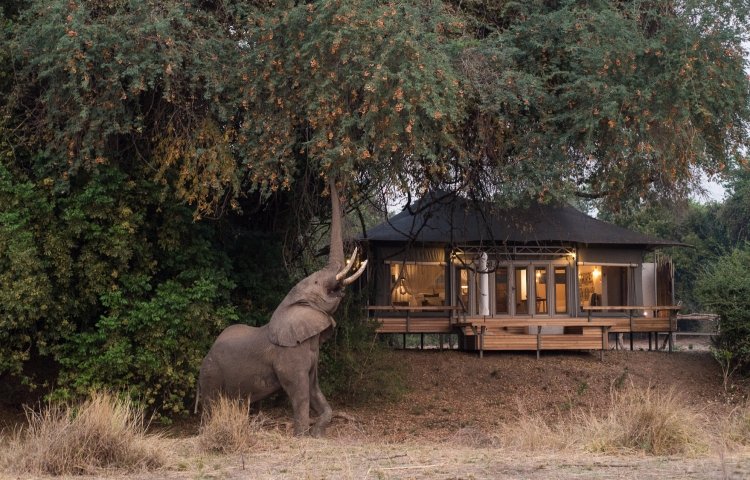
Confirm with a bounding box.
[361,192,682,355]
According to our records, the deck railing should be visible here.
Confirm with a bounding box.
[581,305,682,350]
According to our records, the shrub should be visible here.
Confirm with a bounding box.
[55,274,237,418]
[319,293,407,405]
[696,244,750,379]
[9,391,163,475]
[197,396,268,454]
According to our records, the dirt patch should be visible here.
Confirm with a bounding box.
[315,349,733,442]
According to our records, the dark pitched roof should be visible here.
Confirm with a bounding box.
[363,192,683,248]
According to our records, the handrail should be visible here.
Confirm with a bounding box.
[581,305,682,311]
[366,305,463,312]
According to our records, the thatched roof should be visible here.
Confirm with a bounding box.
[363,192,682,248]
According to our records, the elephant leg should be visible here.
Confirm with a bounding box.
[279,370,310,436]
[309,369,332,438]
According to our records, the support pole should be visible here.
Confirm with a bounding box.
[478,252,490,316]
[629,308,634,351]
[536,326,542,360]
[479,326,485,359]
[420,333,424,350]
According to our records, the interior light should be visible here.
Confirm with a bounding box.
[398,278,407,295]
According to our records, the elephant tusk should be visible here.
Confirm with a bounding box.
[335,247,358,281]
[342,259,368,286]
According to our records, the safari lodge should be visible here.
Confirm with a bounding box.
[362,192,682,357]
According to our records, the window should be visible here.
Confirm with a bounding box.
[534,267,548,314]
[390,263,446,307]
[458,267,470,312]
[554,267,568,314]
[578,265,629,310]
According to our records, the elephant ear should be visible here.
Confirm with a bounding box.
[267,304,336,347]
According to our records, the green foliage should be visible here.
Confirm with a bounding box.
[599,166,750,312]
[319,292,406,405]
[0,160,255,415]
[461,0,749,206]
[55,275,237,416]
[7,0,250,213]
[719,167,750,245]
[696,244,750,375]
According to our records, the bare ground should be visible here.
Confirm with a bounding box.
[3,343,750,479]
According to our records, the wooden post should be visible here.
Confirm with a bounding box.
[402,333,406,349]
[536,326,542,360]
[600,326,607,361]
[629,308,634,351]
[439,334,443,351]
[480,326,485,359]
[668,309,674,352]
[420,333,424,350]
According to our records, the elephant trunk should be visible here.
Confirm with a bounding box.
[328,178,345,270]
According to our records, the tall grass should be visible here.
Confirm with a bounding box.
[7,392,164,475]
[718,403,750,449]
[497,385,708,456]
[198,396,268,454]
[582,386,707,456]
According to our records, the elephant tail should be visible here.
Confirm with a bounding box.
[193,383,200,415]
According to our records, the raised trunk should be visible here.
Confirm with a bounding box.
[328,178,344,269]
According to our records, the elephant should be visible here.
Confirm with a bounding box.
[197,179,367,437]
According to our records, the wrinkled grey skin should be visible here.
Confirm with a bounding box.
[197,180,365,437]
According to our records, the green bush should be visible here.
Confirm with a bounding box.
[55,274,237,416]
[0,162,252,416]
[319,292,407,405]
[696,244,750,376]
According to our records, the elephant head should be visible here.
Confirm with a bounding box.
[267,179,367,347]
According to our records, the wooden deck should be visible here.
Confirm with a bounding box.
[368,305,681,356]
[367,305,459,334]
[457,319,615,359]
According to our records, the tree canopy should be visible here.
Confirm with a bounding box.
[5,0,748,211]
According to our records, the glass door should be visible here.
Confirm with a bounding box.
[495,267,509,314]
[514,266,530,315]
[554,267,568,314]
[534,267,548,314]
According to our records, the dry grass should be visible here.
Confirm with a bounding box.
[494,385,708,456]
[718,402,750,449]
[197,396,269,454]
[5,391,164,475]
[579,385,708,456]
